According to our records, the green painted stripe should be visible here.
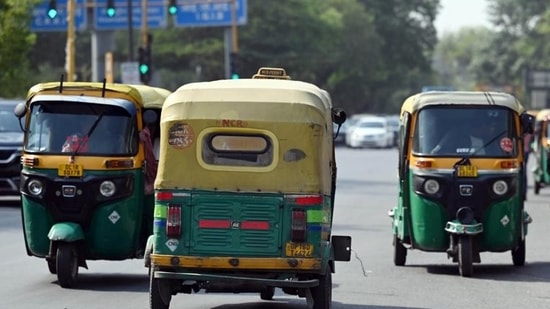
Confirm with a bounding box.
[154,204,167,218]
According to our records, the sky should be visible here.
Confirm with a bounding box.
[434,0,492,36]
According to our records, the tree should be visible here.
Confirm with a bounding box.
[0,0,38,97]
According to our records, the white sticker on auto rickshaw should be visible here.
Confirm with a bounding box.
[168,123,194,149]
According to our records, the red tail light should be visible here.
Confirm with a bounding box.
[286,194,323,206]
[157,191,173,201]
[166,204,182,237]
[291,209,307,242]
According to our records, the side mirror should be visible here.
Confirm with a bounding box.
[521,113,534,135]
[14,102,27,119]
[332,108,347,125]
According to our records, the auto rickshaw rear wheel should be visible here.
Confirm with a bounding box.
[47,259,57,274]
[512,239,526,266]
[310,268,332,309]
[260,286,275,300]
[458,236,473,277]
[56,242,79,288]
[150,270,171,309]
[534,181,541,195]
[393,234,407,266]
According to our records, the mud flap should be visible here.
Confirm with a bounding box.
[332,235,351,261]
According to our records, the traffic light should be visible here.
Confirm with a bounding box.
[47,0,58,19]
[138,46,152,84]
[106,0,116,17]
[168,0,178,15]
[230,52,239,79]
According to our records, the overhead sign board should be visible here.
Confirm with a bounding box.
[95,0,168,30]
[175,0,247,27]
[31,0,87,32]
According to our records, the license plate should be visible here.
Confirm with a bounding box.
[285,242,314,257]
[457,165,477,177]
[58,163,83,177]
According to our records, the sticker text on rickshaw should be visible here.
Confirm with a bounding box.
[168,123,195,149]
[285,242,314,257]
[58,163,83,177]
[217,119,248,127]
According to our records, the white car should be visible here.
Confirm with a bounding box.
[346,116,394,148]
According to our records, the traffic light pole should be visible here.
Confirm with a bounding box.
[141,0,149,85]
[66,0,75,81]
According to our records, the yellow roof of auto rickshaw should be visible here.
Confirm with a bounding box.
[400,91,525,115]
[26,82,170,109]
[167,78,333,115]
[535,109,550,121]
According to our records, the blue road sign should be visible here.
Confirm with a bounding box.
[175,0,247,27]
[31,0,87,32]
[95,0,167,30]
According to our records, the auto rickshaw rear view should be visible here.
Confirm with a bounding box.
[390,91,534,277]
[147,68,351,309]
[15,81,170,288]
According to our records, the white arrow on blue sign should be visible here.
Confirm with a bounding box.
[31,0,87,32]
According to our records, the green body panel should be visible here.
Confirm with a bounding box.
[22,168,152,260]
[48,222,85,241]
[398,171,524,252]
[479,198,523,251]
[409,193,448,251]
[535,148,550,183]
[22,196,55,256]
[153,190,331,264]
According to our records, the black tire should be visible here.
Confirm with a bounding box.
[458,237,473,277]
[534,181,541,195]
[393,234,407,266]
[47,259,57,274]
[311,269,332,309]
[512,239,526,266]
[260,286,275,300]
[150,270,171,309]
[56,242,79,288]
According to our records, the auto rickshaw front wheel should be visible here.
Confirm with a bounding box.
[56,242,79,288]
[150,270,171,309]
[393,234,407,266]
[458,236,473,277]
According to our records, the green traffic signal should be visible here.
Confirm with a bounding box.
[106,0,116,17]
[168,0,178,15]
[231,74,239,79]
[140,64,150,75]
[47,0,57,19]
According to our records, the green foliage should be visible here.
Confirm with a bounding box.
[0,0,38,98]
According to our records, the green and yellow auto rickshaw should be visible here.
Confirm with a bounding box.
[146,68,351,309]
[14,81,170,288]
[532,109,550,194]
[390,91,534,277]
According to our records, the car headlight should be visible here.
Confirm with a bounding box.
[100,180,116,197]
[424,179,440,195]
[27,179,43,196]
[492,180,508,195]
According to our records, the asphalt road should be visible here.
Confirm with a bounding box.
[1,147,550,309]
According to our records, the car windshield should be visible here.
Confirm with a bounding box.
[413,107,517,157]
[359,121,385,129]
[0,104,21,132]
[25,101,138,155]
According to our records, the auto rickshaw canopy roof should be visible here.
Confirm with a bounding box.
[27,82,170,109]
[156,78,335,194]
[401,91,525,116]
[535,109,550,121]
